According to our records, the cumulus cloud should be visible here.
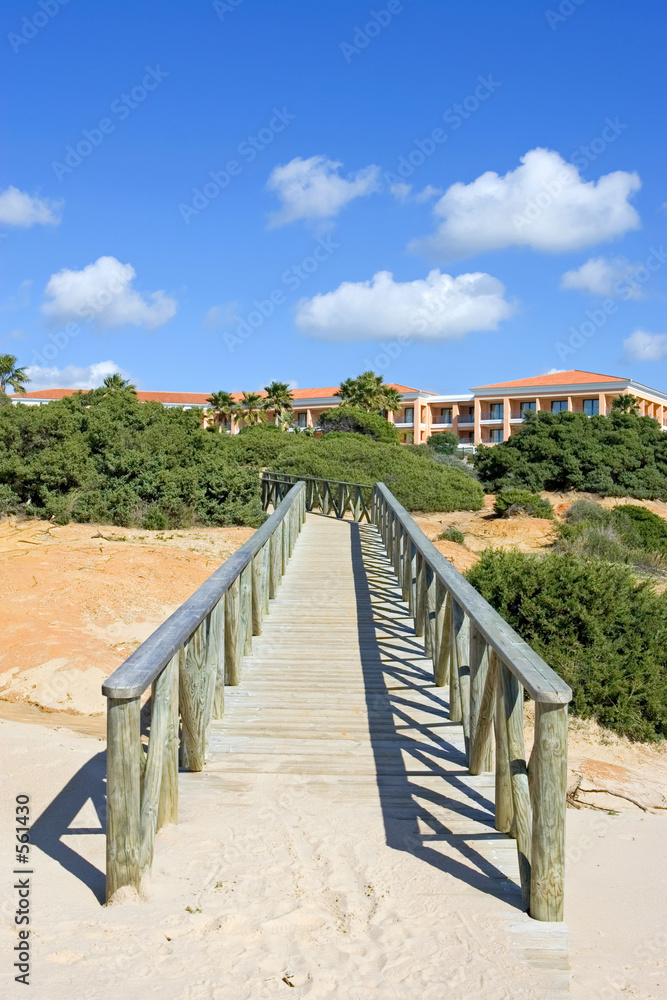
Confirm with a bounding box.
[409,147,641,260]
[0,186,63,227]
[561,256,642,298]
[25,360,129,391]
[389,182,412,203]
[295,268,514,342]
[41,256,177,330]
[267,156,380,226]
[203,302,240,329]
[622,329,667,363]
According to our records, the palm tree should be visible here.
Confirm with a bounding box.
[611,393,640,415]
[100,373,136,395]
[335,371,402,414]
[239,391,266,425]
[263,380,294,425]
[0,354,30,395]
[207,390,237,432]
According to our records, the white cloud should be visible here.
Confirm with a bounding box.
[410,147,641,260]
[203,302,240,329]
[25,360,129,391]
[390,182,412,203]
[295,268,514,342]
[267,156,380,226]
[561,256,642,298]
[622,329,667,362]
[41,256,177,330]
[0,186,63,227]
[414,184,443,203]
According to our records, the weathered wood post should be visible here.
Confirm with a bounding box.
[502,663,532,907]
[433,582,451,687]
[106,696,141,900]
[401,531,411,603]
[424,563,436,659]
[452,601,470,747]
[408,541,417,617]
[495,661,513,834]
[211,596,226,719]
[179,618,216,772]
[252,551,263,635]
[240,562,253,655]
[157,652,179,830]
[415,551,425,637]
[269,524,281,599]
[225,575,242,685]
[469,624,493,772]
[530,702,568,921]
[449,600,464,723]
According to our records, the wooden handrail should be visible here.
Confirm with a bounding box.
[372,482,570,921]
[262,472,372,522]
[102,481,306,901]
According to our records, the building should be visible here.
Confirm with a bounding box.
[11,369,667,446]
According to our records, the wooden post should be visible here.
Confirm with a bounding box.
[530,702,568,921]
[424,563,436,659]
[240,562,253,655]
[262,540,271,614]
[269,523,282,598]
[408,542,417,618]
[225,575,241,685]
[139,662,174,876]
[469,625,493,773]
[252,551,263,635]
[401,532,411,603]
[495,665,513,834]
[211,596,226,719]
[502,663,532,908]
[179,618,216,773]
[453,602,470,750]
[157,652,179,829]
[415,552,425,637]
[106,696,141,900]
[393,520,401,580]
[433,583,451,687]
[469,648,497,774]
[281,514,289,573]
[449,601,463,723]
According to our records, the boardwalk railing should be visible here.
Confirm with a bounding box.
[262,472,372,522]
[101,481,306,901]
[373,482,571,921]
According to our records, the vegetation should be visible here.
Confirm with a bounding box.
[270,434,484,512]
[318,405,399,442]
[494,489,554,519]
[554,500,667,571]
[0,354,30,396]
[0,390,265,528]
[473,406,667,498]
[467,549,667,740]
[438,525,465,544]
[334,371,402,413]
[427,431,459,455]
[263,380,294,427]
[207,391,237,432]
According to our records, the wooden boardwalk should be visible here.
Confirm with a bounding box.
[192,513,569,994]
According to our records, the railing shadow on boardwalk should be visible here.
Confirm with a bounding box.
[350,521,524,911]
[31,751,108,903]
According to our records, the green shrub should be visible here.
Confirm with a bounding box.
[557,501,667,571]
[473,408,667,498]
[494,489,554,519]
[467,549,667,740]
[611,505,667,555]
[438,525,465,544]
[428,431,460,455]
[318,406,400,443]
[0,483,20,515]
[270,434,484,512]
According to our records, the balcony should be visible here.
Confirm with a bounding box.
[457,416,474,425]
[393,421,414,428]
[480,412,503,423]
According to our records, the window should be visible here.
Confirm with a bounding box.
[490,403,503,420]
[296,412,307,427]
[520,401,536,414]
[403,406,414,422]
[490,428,503,443]
[583,398,599,416]
[460,431,473,443]
[551,400,568,413]
[440,407,452,423]
[458,406,474,424]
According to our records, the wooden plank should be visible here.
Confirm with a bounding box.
[106,696,141,899]
[469,624,493,773]
[241,562,253,656]
[252,550,263,635]
[179,618,216,772]
[224,575,241,686]
[502,662,533,908]
[139,664,171,875]
[211,598,226,719]
[495,666,513,834]
[157,652,179,829]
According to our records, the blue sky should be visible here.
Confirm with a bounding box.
[1,0,666,395]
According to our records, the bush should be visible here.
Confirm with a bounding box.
[467,549,667,740]
[427,431,460,455]
[0,483,20,515]
[556,500,667,571]
[270,434,484,512]
[318,406,399,443]
[473,408,667,498]
[438,525,465,544]
[494,489,554,519]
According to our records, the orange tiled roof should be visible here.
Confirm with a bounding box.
[471,369,627,391]
[12,383,420,405]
